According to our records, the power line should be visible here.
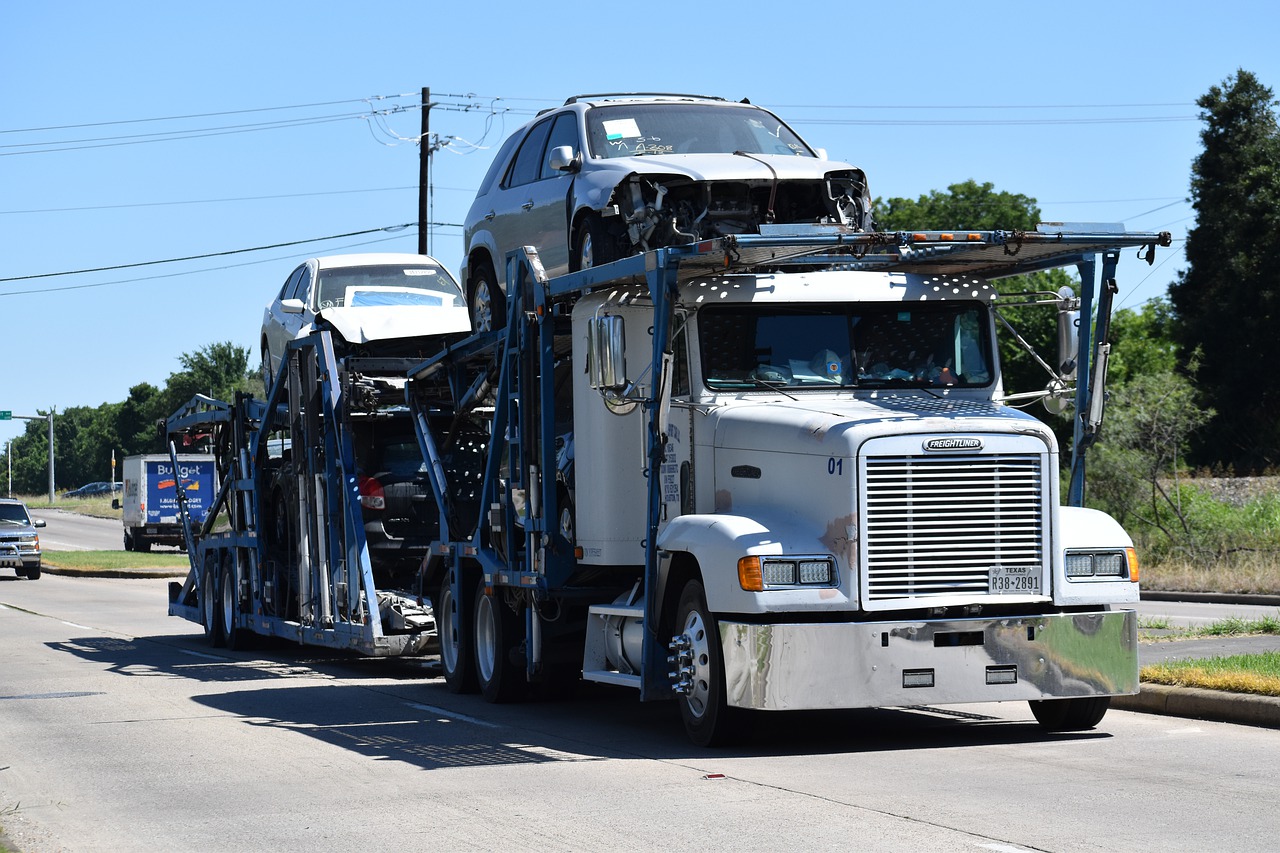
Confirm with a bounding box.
[0,184,472,216]
[0,95,409,135]
[0,224,420,283]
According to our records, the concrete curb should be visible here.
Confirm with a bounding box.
[1141,590,1280,607]
[1114,683,1280,729]
[40,565,189,580]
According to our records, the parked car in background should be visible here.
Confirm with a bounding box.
[260,253,471,387]
[0,498,45,579]
[460,93,873,330]
[62,481,121,499]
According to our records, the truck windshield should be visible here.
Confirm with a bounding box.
[585,103,815,159]
[699,303,993,390]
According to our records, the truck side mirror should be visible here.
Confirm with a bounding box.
[1056,286,1080,379]
[588,314,628,391]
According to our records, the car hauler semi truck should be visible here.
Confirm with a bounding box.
[407,226,1170,745]
[165,227,1169,746]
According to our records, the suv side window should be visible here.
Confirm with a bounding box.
[281,266,305,301]
[539,113,581,180]
[295,266,314,307]
[504,117,554,188]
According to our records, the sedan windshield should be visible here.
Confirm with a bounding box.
[585,103,816,160]
[700,303,993,390]
[315,265,463,310]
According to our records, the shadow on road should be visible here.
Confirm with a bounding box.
[47,632,1109,769]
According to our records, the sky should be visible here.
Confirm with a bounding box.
[2,0,1278,462]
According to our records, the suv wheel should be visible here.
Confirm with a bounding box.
[468,259,504,333]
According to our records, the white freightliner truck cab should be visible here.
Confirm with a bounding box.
[415,229,1168,746]
[573,265,1136,743]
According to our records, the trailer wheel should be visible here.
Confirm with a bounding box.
[674,580,749,747]
[220,552,251,651]
[1029,696,1111,732]
[438,570,478,694]
[201,551,223,647]
[474,579,525,703]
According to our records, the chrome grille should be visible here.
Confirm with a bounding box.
[862,452,1045,602]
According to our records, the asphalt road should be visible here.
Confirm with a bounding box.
[27,508,122,552]
[3,575,1280,852]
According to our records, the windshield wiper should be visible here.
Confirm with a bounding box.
[749,376,797,400]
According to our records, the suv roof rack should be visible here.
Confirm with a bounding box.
[563,92,727,105]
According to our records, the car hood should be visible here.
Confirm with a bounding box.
[316,305,471,344]
[605,152,857,182]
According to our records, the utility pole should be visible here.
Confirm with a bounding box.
[418,86,431,256]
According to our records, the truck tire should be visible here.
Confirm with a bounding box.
[123,531,134,552]
[1029,696,1111,732]
[24,564,40,580]
[135,535,151,553]
[674,579,749,747]
[201,551,224,648]
[474,579,526,703]
[467,258,504,333]
[220,552,251,651]
[438,570,478,694]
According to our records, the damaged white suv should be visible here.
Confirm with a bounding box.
[461,93,873,330]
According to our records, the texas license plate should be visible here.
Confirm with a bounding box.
[989,565,1041,594]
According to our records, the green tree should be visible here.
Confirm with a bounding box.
[875,180,1074,417]
[1168,69,1280,470]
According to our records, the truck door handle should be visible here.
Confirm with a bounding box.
[522,200,535,211]
[484,210,496,221]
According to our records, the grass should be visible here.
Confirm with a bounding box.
[1142,652,1280,697]
[42,550,189,570]
[1141,555,1280,596]
[13,493,121,520]
[1140,614,1280,641]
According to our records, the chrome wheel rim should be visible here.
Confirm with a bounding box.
[681,609,712,719]
[475,593,498,683]
[439,581,460,674]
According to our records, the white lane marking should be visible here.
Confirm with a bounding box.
[406,702,501,729]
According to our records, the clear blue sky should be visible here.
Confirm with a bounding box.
[3,1,1278,460]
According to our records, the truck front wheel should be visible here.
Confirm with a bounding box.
[674,580,749,747]
[1029,696,1111,732]
[438,570,478,694]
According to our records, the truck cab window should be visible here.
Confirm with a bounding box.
[699,303,992,390]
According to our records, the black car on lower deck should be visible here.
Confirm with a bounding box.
[355,417,439,586]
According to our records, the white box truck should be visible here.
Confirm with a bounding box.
[121,453,216,551]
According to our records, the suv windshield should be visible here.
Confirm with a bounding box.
[585,103,815,160]
[700,303,993,390]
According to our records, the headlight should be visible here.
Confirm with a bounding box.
[738,556,836,590]
[1064,549,1137,581]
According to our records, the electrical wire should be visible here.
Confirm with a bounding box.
[0,224,420,283]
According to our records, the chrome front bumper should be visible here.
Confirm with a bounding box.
[718,610,1138,711]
